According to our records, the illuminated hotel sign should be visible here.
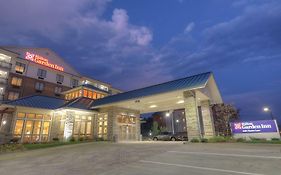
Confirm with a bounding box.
[25,52,64,71]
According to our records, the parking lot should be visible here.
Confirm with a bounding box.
[0,141,280,175]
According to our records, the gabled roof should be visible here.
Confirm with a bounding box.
[91,72,211,108]
[60,97,94,110]
[6,95,66,109]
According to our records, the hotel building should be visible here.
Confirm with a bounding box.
[0,47,223,144]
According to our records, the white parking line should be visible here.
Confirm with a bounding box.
[168,151,281,159]
[140,160,264,175]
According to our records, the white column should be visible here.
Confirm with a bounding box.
[63,111,74,141]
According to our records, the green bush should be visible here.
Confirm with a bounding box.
[236,138,246,142]
[70,137,76,142]
[271,138,280,141]
[208,136,227,143]
[79,137,84,142]
[190,138,200,143]
[250,137,267,143]
[200,138,208,143]
[52,138,59,142]
[0,144,25,153]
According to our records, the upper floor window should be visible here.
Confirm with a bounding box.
[35,82,44,92]
[71,78,79,87]
[11,77,22,87]
[54,87,62,95]
[8,91,19,100]
[15,62,25,74]
[37,69,47,79]
[56,74,64,84]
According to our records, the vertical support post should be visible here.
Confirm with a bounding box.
[184,91,201,140]
[200,100,215,138]
[63,111,74,141]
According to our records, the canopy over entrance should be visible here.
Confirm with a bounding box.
[91,72,222,113]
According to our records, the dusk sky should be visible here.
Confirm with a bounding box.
[0,0,280,122]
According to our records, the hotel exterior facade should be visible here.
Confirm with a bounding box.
[0,47,223,144]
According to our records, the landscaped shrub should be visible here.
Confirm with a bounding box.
[70,137,76,142]
[236,138,246,142]
[271,138,280,141]
[10,138,20,144]
[250,137,267,143]
[79,137,84,142]
[208,136,227,143]
[0,144,25,153]
[190,138,200,143]
[200,138,208,143]
[52,138,59,142]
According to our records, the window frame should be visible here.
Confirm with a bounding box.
[11,77,22,87]
[35,82,44,92]
[15,62,26,74]
[37,69,47,79]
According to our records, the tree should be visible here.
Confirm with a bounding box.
[211,104,239,136]
[151,121,160,136]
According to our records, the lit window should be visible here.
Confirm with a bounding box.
[11,77,22,87]
[97,93,101,99]
[15,62,25,74]
[56,74,64,83]
[35,82,44,91]
[93,92,97,99]
[54,87,62,94]
[88,91,93,98]
[8,91,19,100]
[14,120,24,135]
[83,89,88,97]
[37,69,47,79]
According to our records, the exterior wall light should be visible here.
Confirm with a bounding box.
[2,120,7,125]
[177,100,184,104]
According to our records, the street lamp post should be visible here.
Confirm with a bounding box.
[263,107,274,120]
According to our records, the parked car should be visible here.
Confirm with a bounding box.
[153,132,188,141]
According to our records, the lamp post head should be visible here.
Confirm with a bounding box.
[263,107,270,112]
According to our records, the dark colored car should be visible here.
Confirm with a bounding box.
[153,132,188,141]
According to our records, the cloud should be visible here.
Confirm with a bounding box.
[1,0,281,93]
[157,1,281,78]
[184,22,195,34]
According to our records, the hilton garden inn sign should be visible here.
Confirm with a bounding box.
[230,120,280,140]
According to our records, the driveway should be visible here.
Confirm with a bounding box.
[0,141,280,175]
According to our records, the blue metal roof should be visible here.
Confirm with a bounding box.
[92,72,211,107]
[6,95,67,109]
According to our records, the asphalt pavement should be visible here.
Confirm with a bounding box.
[0,141,280,175]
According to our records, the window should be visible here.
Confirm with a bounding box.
[97,114,107,139]
[11,77,22,87]
[8,91,19,100]
[56,74,64,84]
[35,82,44,91]
[54,87,62,94]
[13,112,52,143]
[15,62,25,74]
[37,69,47,79]
[71,78,79,87]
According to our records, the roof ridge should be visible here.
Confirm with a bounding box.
[100,71,211,99]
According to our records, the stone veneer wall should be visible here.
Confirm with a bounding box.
[200,100,215,138]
